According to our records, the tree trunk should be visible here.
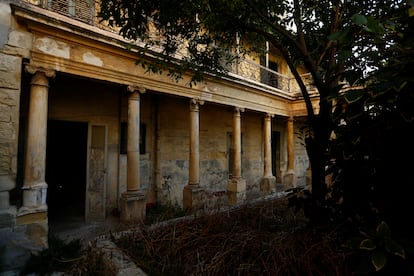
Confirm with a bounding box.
[306,91,333,224]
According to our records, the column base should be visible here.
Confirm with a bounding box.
[22,182,48,207]
[282,170,296,190]
[227,178,246,205]
[183,185,205,211]
[260,176,276,195]
[120,191,146,224]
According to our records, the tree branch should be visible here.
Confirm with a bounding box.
[245,25,316,127]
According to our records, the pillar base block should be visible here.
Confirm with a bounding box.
[260,176,276,195]
[183,185,205,211]
[120,191,146,224]
[22,182,48,207]
[227,178,246,205]
[282,170,296,190]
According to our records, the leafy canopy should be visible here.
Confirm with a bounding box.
[99,0,407,89]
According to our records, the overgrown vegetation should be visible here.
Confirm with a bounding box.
[108,197,413,275]
[22,197,414,275]
[145,202,188,225]
[20,203,187,275]
[112,197,346,275]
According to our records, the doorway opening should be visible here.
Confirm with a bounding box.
[46,120,88,222]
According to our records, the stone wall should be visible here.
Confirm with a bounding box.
[0,2,30,271]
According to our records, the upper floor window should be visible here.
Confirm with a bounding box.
[260,56,279,89]
[259,42,280,89]
[46,0,94,24]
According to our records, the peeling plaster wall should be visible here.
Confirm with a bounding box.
[157,97,189,205]
[293,119,310,187]
[241,112,264,196]
[199,104,232,192]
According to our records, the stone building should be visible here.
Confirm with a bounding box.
[0,0,319,271]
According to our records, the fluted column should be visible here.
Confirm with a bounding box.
[261,113,276,194]
[227,107,246,204]
[183,98,205,211]
[22,66,55,209]
[120,85,146,223]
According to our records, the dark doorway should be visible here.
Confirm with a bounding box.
[46,120,88,222]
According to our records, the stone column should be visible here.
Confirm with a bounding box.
[17,65,55,250]
[21,66,55,209]
[260,113,276,194]
[227,107,246,204]
[283,116,296,188]
[120,85,146,223]
[183,98,205,211]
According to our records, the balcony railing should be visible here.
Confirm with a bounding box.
[26,0,317,97]
[229,58,316,95]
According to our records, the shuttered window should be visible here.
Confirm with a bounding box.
[47,0,94,24]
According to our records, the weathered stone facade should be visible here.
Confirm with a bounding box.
[0,0,319,272]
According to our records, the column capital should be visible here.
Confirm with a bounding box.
[265,113,275,119]
[287,115,295,122]
[234,107,245,114]
[127,84,146,94]
[190,98,204,112]
[190,97,205,106]
[25,65,56,78]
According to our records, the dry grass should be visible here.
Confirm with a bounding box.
[112,197,352,276]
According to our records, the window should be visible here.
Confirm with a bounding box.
[46,0,94,24]
[268,61,279,88]
[260,55,279,88]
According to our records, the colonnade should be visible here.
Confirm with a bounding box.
[183,99,296,209]
[19,67,296,220]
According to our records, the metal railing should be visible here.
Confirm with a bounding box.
[28,0,317,96]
